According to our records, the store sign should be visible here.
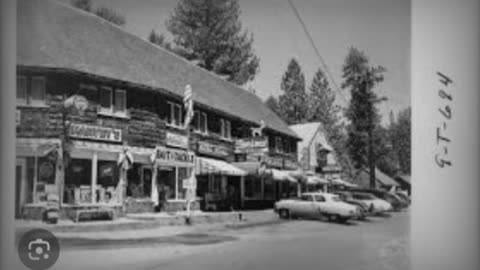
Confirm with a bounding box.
[284,159,298,170]
[234,137,268,153]
[166,132,188,149]
[155,146,195,166]
[266,156,283,168]
[197,141,230,157]
[69,124,122,142]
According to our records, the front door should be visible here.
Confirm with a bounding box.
[15,159,27,219]
[141,167,152,198]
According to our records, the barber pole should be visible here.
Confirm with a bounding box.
[183,84,194,129]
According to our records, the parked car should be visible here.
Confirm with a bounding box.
[350,192,393,214]
[349,188,406,211]
[274,192,360,223]
[334,191,370,220]
[395,192,411,205]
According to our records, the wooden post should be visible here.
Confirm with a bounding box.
[91,152,98,204]
[240,176,245,209]
[33,150,39,203]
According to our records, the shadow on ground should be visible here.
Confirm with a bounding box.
[59,233,238,250]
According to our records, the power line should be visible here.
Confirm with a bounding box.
[286,0,349,106]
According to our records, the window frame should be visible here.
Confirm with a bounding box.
[194,110,208,134]
[99,86,113,114]
[114,89,127,116]
[30,76,46,106]
[16,76,27,105]
[275,136,283,153]
[220,118,231,139]
[167,102,183,128]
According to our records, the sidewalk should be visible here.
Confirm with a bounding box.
[15,209,279,239]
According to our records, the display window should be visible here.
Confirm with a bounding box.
[64,159,92,204]
[97,161,119,203]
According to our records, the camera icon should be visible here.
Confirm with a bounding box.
[28,238,51,261]
[18,229,60,270]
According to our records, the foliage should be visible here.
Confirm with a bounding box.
[71,0,92,12]
[277,58,308,125]
[264,95,281,118]
[391,107,411,174]
[341,47,386,170]
[94,6,126,26]
[71,0,126,27]
[166,0,259,85]
[148,30,173,51]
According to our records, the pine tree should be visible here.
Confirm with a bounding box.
[341,47,386,186]
[166,0,259,85]
[278,58,308,125]
[265,95,281,117]
[71,0,92,12]
[148,30,172,51]
[94,5,126,26]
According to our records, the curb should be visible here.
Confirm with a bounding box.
[16,210,278,235]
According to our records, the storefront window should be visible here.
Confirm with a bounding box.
[158,167,176,200]
[264,176,274,200]
[64,159,92,204]
[177,167,188,200]
[244,176,262,199]
[97,161,119,204]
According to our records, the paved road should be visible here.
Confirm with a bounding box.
[49,210,410,270]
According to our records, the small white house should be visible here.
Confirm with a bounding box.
[290,122,342,190]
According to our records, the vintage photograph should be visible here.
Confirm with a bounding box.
[15,0,411,269]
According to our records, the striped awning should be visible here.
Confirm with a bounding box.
[195,157,247,176]
[307,175,329,185]
[331,178,357,187]
[271,169,297,183]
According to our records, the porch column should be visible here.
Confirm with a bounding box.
[240,176,245,208]
[33,152,38,203]
[91,152,97,203]
[151,163,158,206]
[55,145,65,206]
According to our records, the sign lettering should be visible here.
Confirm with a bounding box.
[69,124,122,143]
[197,141,230,157]
[155,146,195,166]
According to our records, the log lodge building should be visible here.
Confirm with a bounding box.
[16,0,304,220]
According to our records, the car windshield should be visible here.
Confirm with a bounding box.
[331,196,342,202]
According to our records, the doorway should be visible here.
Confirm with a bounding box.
[15,159,27,219]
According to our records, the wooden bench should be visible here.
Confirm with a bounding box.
[74,208,115,223]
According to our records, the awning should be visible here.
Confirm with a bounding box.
[16,138,61,157]
[196,157,247,176]
[307,175,329,185]
[71,141,153,164]
[271,169,297,183]
[331,178,357,187]
[230,162,270,176]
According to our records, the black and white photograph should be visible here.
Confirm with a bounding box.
[1,0,479,270]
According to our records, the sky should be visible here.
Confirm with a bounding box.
[91,0,411,125]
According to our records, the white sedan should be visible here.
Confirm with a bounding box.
[350,192,393,214]
[274,192,360,223]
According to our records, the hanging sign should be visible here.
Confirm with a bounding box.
[266,156,283,168]
[197,141,230,157]
[166,132,188,149]
[154,146,195,167]
[284,159,298,170]
[69,123,122,142]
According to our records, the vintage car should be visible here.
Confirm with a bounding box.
[349,188,406,211]
[274,192,360,223]
[350,192,393,214]
[395,192,411,205]
[334,191,371,220]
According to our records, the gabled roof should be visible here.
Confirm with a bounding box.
[289,122,333,152]
[17,0,300,139]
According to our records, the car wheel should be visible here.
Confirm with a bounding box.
[279,209,290,220]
